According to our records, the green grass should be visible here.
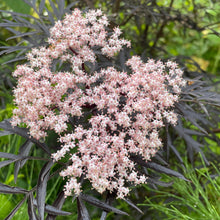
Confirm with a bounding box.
[0,133,71,219]
[140,156,220,220]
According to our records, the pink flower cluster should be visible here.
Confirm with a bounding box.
[12,9,186,198]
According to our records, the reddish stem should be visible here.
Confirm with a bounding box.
[69,47,86,72]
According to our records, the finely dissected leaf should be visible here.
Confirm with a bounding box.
[39,0,46,14]
[123,198,144,214]
[100,192,115,220]
[37,161,53,220]
[50,191,66,209]
[35,20,50,36]
[44,203,71,216]
[154,153,168,166]
[5,27,42,43]
[3,27,23,37]
[0,119,50,154]
[174,122,209,165]
[100,212,108,220]
[199,102,209,117]
[0,7,50,63]
[46,191,67,220]
[147,162,189,181]
[17,140,33,162]
[45,7,55,25]
[130,155,188,181]
[0,119,29,138]
[167,132,184,166]
[5,196,27,220]
[64,1,79,13]
[28,194,38,220]
[0,153,25,170]
[6,31,39,41]
[0,20,39,29]
[168,142,185,166]
[2,56,26,65]
[187,140,194,164]
[184,135,209,165]
[0,9,37,19]
[77,197,91,220]
[49,0,60,19]
[0,46,27,56]
[147,177,174,187]
[183,128,206,136]
[0,152,20,159]
[0,183,28,194]
[177,104,210,134]
[33,198,71,216]
[14,16,36,28]
[14,140,34,183]
[0,130,14,136]
[56,0,65,17]
[183,113,208,134]
[0,159,17,169]
[80,194,129,216]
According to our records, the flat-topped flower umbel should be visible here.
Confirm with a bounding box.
[12,8,186,199]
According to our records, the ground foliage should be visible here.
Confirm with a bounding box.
[0,0,220,219]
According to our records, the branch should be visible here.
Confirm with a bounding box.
[150,0,174,54]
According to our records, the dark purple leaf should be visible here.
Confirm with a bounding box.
[0,160,16,169]
[2,56,26,65]
[187,141,194,164]
[147,177,174,187]
[147,162,189,181]
[169,143,185,166]
[77,197,91,220]
[28,194,38,220]
[80,193,129,216]
[0,183,28,194]
[44,203,71,216]
[154,154,168,166]
[35,20,50,36]
[64,1,79,13]
[167,132,185,166]
[56,0,65,17]
[33,198,71,217]
[183,128,206,136]
[0,130,14,136]
[100,191,115,220]
[5,196,27,220]
[0,119,50,154]
[50,191,66,209]
[123,198,143,214]
[39,0,46,14]
[14,140,34,183]
[37,161,53,220]
[0,152,20,159]
[0,19,39,29]
[130,155,189,181]
[0,9,38,19]
[6,31,39,41]
[177,104,209,134]
[0,47,27,56]
[174,122,209,165]
[45,7,55,25]
[49,0,60,19]
[46,191,67,219]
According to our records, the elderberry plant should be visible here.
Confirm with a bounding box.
[12,8,185,199]
[0,1,220,219]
